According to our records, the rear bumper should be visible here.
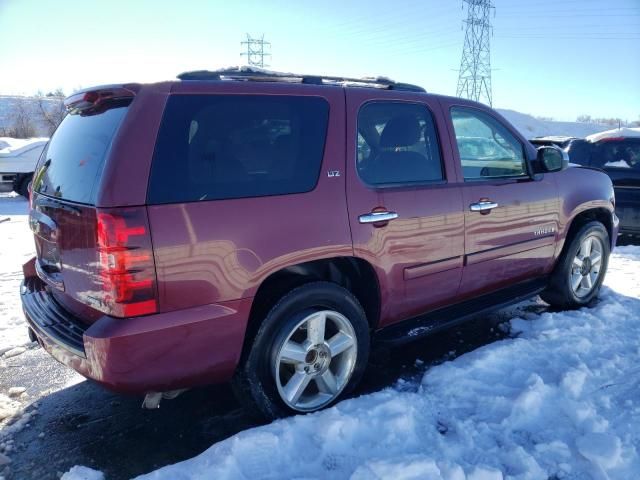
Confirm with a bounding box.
[21,275,251,394]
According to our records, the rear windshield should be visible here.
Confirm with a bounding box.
[32,104,129,204]
[148,94,329,204]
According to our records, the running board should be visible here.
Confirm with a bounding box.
[375,277,548,346]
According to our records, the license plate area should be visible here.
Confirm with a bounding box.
[30,209,65,291]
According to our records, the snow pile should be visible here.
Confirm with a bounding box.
[115,246,640,480]
[586,127,640,143]
[0,395,20,423]
[496,109,611,139]
[60,466,105,480]
[0,194,35,351]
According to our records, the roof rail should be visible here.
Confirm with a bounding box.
[176,67,426,93]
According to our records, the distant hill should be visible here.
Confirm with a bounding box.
[496,109,610,139]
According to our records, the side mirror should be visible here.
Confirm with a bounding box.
[535,146,568,173]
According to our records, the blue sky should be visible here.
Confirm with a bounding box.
[0,0,638,121]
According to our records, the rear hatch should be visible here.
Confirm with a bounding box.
[29,87,158,322]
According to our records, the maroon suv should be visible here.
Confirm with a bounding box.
[21,68,618,418]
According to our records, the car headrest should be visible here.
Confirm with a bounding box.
[380,114,420,148]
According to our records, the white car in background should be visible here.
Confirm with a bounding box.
[0,137,48,197]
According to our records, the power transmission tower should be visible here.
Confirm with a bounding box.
[456,0,494,106]
[241,34,271,68]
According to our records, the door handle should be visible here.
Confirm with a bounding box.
[358,211,399,224]
[469,201,498,212]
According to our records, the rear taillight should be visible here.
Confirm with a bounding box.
[96,207,157,317]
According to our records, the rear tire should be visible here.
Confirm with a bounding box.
[541,221,610,309]
[15,173,33,199]
[232,281,370,420]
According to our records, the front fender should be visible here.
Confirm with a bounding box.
[553,166,616,257]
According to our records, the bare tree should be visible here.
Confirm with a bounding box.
[36,89,66,136]
[6,98,37,138]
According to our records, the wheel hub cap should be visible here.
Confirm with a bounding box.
[304,344,331,376]
[274,310,357,412]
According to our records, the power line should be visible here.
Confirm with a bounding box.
[241,34,271,68]
[456,0,494,106]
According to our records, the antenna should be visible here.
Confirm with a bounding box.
[456,0,494,106]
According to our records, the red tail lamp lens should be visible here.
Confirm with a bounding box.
[96,208,157,317]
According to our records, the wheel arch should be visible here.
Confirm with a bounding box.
[240,256,381,362]
[559,207,613,262]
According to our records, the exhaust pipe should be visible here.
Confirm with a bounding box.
[142,389,187,409]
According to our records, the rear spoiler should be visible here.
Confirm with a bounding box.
[64,84,140,114]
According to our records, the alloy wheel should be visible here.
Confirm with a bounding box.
[570,235,604,298]
[273,310,357,412]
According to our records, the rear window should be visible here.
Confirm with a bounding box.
[32,104,129,204]
[148,94,329,204]
[591,140,640,170]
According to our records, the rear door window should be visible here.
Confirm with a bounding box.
[148,95,329,204]
[356,101,444,186]
[33,104,129,204]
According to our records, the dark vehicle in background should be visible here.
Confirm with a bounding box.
[532,130,640,237]
[529,135,576,150]
[21,69,617,420]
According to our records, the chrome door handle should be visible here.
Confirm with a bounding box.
[358,211,399,224]
[469,201,498,212]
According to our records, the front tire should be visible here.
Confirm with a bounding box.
[541,221,610,309]
[233,282,370,420]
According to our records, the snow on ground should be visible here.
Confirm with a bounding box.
[0,194,34,354]
[124,246,640,480]
[2,188,639,479]
[496,109,611,139]
[60,466,105,480]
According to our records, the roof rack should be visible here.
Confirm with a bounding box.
[176,67,426,93]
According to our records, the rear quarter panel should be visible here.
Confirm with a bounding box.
[146,83,353,311]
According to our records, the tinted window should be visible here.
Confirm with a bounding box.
[356,102,443,186]
[591,140,640,170]
[565,139,592,166]
[148,95,329,204]
[451,107,527,180]
[33,104,128,204]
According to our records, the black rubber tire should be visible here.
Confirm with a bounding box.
[16,173,33,199]
[541,221,610,309]
[232,281,370,420]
